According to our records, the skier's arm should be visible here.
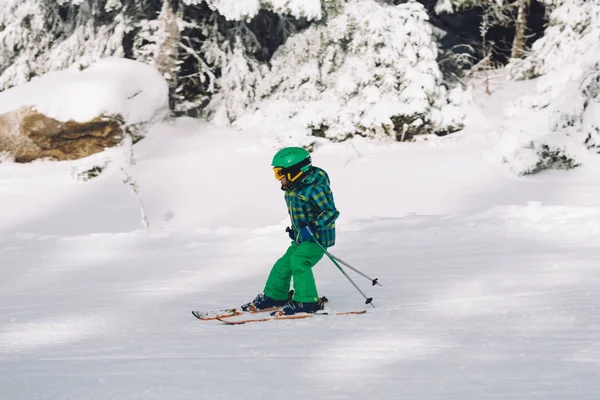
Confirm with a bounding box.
[310,185,339,229]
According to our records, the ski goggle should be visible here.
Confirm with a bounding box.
[273,167,285,180]
[273,167,304,182]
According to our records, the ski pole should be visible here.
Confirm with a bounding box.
[291,227,381,286]
[309,235,375,308]
[327,251,376,307]
[326,251,382,287]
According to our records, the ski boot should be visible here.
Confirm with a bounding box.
[277,296,328,316]
[241,290,294,312]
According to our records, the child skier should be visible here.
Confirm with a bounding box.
[243,147,340,315]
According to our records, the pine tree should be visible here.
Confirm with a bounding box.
[238,0,464,142]
[511,0,531,59]
[154,0,182,110]
[0,0,162,91]
[506,0,600,157]
[0,0,467,140]
[432,0,532,62]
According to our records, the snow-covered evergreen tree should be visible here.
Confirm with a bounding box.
[509,0,599,79]
[175,0,325,117]
[508,0,600,151]
[0,0,164,91]
[433,0,530,62]
[0,0,192,108]
[202,34,267,123]
[0,0,467,143]
[492,0,599,175]
[234,0,464,143]
[0,0,55,89]
[136,0,182,108]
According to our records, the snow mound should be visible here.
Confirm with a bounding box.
[0,57,169,125]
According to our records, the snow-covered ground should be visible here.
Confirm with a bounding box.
[2,68,600,399]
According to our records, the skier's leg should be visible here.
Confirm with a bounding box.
[264,243,297,301]
[290,242,325,303]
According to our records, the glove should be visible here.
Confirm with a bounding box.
[298,224,316,243]
[285,226,295,240]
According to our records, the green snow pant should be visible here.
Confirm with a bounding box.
[264,241,325,303]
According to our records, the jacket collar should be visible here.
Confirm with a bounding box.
[281,167,315,191]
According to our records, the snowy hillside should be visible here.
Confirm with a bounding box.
[2,57,600,400]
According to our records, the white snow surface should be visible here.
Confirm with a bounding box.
[2,70,600,400]
[0,57,169,124]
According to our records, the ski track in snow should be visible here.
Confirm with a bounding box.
[2,207,600,400]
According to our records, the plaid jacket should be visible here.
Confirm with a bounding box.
[284,167,340,247]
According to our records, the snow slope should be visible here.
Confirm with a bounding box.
[2,70,600,399]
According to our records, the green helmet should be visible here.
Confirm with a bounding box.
[272,147,312,182]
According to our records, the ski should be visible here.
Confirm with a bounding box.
[217,310,366,325]
[191,307,279,321]
[192,293,325,321]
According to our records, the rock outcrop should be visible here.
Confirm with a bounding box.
[0,107,124,162]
